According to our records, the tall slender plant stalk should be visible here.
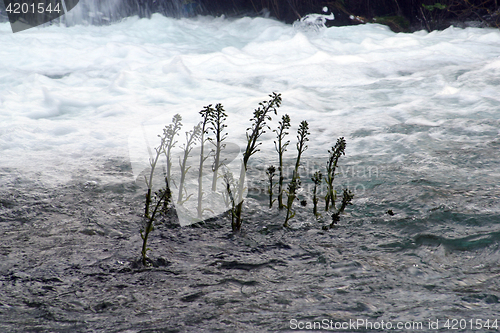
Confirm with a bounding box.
[144,119,177,219]
[283,120,309,227]
[266,165,276,208]
[144,140,163,218]
[233,92,282,231]
[141,115,181,266]
[209,103,228,192]
[274,114,291,210]
[197,106,214,219]
[223,171,236,227]
[325,137,346,211]
[162,114,182,189]
[312,170,322,218]
[141,184,171,266]
[177,123,201,205]
[293,120,309,178]
[283,177,300,227]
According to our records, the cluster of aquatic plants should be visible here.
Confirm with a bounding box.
[267,118,354,229]
[139,92,354,264]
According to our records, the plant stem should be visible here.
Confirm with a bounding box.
[209,103,228,192]
[142,182,171,266]
[142,116,181,265]
[145,124,174,219]
[178,123,201,204]
[325,137,346,211]
[162,114,182,189]
[197,106,214,219]
[283,177,300,227]
[274,114,290,210]
[312,170,322,218]
[223,172,235,227]
[266,165,276,208]
[284,120,309,227]
[233,92,282,231]
[233,159,246,231]
[144,151,160,219]
[293,120,309,178]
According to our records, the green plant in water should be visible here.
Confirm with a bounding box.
[141,123,176,266]
[266,165,276,208]
[324,137,346,211]
[323,189,354,230]
[143,137,162,219]
[233,92,282,231]
[292,120,309,177]
[177,123,201,205]
[208,103,228,192]
[273,114,291,210]
[196,105,214,220]
[283,177,300,227]
[144,115,180,222]
[161,114,182,189]
[283,120,309,227]
[312,170,322,218]
[223,171,236,227]
[141,180,171,266]
[140,114,182,265]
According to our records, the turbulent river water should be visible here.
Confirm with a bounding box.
[1,11,500,332]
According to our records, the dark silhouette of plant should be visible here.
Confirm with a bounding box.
[208,103,228,192]
[325,137,346,211]
[312,170,322,217]
[141,114,182,266]
[144,115,180,221]
[144,136,163,219]
[293,120,309,177]
[223,171,236,227]
[283,120,309,227]
[266,165,276,208]
[141,181,171,266]
[324,189,354,230]
[233,92,282,231]
[284,177,301,227]
[197,105,214,219]
[273,114,291,210]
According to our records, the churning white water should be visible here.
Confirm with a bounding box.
[1,14,499,189]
